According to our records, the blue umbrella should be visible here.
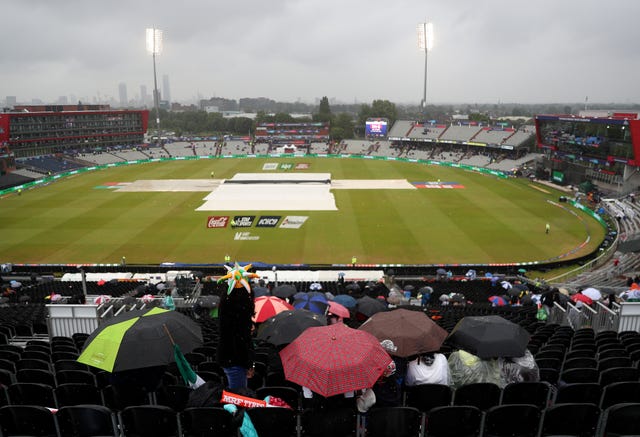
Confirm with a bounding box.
[333,294,357,309]
[293,291,307,301]
[293,292,329,315]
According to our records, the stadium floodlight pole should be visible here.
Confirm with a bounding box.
[417,21,434,116]
[146,27,163,141]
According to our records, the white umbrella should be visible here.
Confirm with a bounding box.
[501,280,513,290]
[581,287,602,301]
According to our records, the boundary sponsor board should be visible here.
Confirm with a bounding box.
[256,216,281,227]
[262,163,279,170]
[280,216,309,229]
[206,216,229,228]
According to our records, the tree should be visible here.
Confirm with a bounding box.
[315,96,332,122]
[331,113,354,141]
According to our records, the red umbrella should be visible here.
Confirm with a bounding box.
[571,293,593,306]
[279,323,392,397]
[253,296,294,323]
[328,301,350,319]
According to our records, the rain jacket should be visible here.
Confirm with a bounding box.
[447,350,503,389]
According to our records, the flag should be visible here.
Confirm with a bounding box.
[174,344,205,389]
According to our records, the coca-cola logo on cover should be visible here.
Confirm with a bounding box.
[206,216,229,228]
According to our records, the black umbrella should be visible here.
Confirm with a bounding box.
[355,296,388,317]
[256,309,326,346]
[272,284,297,299]
[253,286,270,297]
[345,282,361,292]
[446,315,530,359]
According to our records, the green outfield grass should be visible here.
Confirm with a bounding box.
[0,157,606,266]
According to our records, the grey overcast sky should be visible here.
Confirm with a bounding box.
[3,0,640,106]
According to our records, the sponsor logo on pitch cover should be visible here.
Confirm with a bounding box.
[206,216,229,228]
[279,216,309,229]
[232,216,255,228]
[256,216,281,227]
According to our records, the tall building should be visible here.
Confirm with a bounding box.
[162,74,171,105]
[5,96,17,108]
[118,82,128,108]
[140,85,148,107]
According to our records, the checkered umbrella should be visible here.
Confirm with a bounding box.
[279,323,392,397]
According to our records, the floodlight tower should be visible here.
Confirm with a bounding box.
[417,21,434,116]
[146,27,163,140]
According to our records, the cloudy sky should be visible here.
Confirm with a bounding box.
[3,0,640,106]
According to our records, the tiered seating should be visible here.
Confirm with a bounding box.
[19,155,84,174]
[471,128,512,145]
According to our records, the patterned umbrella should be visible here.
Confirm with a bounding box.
[253,296,294,323]
[280,323,392,397]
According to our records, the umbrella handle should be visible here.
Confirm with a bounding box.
[163,324,176,346]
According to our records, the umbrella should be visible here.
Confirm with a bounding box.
[418,286,433,296]
[196,295,220,309]
[358,308,448,357]
[581,287,602,301]
[345,282,361,292]
[293,292,329,315]
[333,294,357,309]
[355,296,388,317]
[9,280,22,288]
[327,301,350,319]
[141,294,155,303]
[279,323,392,397]
[309,282,323,291]
[501,281,513,290]
[446,315,530,359]
[272,284,297,299]
[78,307,202,372]
[94,295,111,305]
[257,309,326,346]
[253,296,294,323]
[488,295,508,306]
[571,293,593,305]
[252,286,270,297]
[292,291,308,301]
[404,285,415,292]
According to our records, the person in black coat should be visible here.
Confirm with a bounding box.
[217,286,255,389]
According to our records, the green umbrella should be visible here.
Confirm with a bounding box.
[77,307,202,372]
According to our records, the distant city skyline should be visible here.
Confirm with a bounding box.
[2,0,640,108]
